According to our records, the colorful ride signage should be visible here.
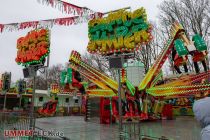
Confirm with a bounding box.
[15,29,50,66]
[87,8,152,55]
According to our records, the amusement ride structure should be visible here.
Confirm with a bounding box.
[68,21,210,123]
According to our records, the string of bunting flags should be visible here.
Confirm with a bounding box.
[0,12,103,33]
[36,0,96,15]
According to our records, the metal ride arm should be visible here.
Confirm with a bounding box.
[80,61,118,90]
[146,70,210,96]
[70,63,115,97]
[125,79,135,96]
[138,21,210,98]
[155,71,210,88]
[69,51,118,96]
[138,22,185,90]
[70,63,111,90]
[147,84,210,96]
[150,71,163,87]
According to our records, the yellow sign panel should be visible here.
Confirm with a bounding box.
[87,8,152,55]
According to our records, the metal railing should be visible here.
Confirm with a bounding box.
[119,122,141,140]
[0,112,30,129]
[119,122,171,140]
[0,112,31,139]
[0,112,69,140]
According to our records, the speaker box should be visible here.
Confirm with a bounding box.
[23,67,36,78]
[109,57,123,69]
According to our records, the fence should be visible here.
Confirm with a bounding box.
[119,122,141,140]
[119,122,171,140]
[0,112,64,140]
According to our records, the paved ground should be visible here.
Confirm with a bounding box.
[35,116,201,140]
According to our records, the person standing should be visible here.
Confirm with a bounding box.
[193,97,210,140]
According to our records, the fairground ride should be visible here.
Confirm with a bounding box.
[68,21,210,123]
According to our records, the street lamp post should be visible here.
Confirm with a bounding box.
[108,56,124,138]
[29,69,36,140]
[118,69,123,132]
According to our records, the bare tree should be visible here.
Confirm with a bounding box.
[158,0,210,72]
[44,64,64,86]
[27,64,65,90]
[135,23,165,73]
[82,52,117,80]
[159,0,210,37]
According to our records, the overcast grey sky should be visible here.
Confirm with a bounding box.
[0,0,164,82]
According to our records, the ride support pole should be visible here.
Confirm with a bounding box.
[118,69,123,133]
[29,69,36,140]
